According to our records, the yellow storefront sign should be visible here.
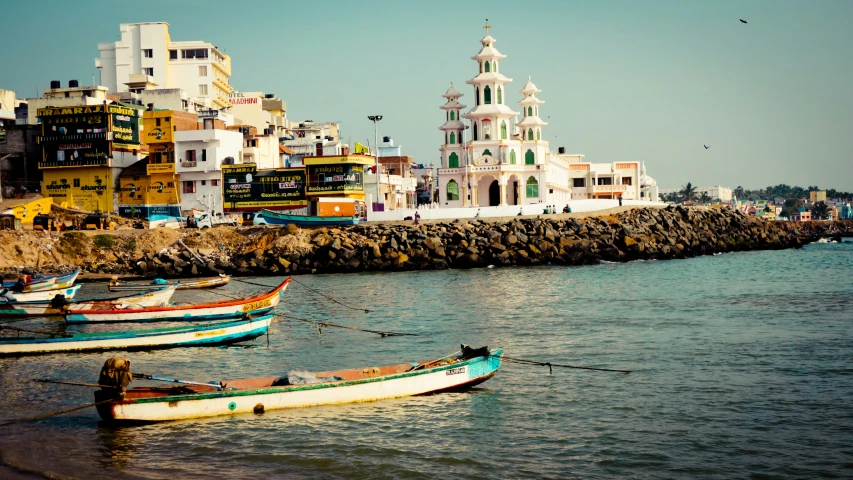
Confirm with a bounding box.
[147,163,175,174]
[7,198,53,223]
[42,168,115,213]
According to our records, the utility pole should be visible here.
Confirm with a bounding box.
[367,115,383,211]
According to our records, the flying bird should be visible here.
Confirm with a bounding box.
[704,145,710,149]
[739,19,747,24]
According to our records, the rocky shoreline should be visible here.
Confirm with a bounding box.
[2,207,850,279]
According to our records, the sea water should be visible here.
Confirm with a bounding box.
[1,241,851,479]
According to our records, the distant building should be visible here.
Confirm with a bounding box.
[659,185,732,202]
[229,91,288,139]
[790,209,812,222]
[23,81,111,125]
[809,190,827,204]
[283,121,345,157]
[96,22,234,110]
[174,127,244,215]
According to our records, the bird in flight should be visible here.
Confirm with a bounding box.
[704,145,710,149]
[740,19,748,24]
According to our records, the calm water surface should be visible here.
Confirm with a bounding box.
[1,242,851,479]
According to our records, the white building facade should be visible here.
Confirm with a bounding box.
[437,26,570,208]
[96,22,234,110]
[659,185,732,202]
[174,128,243,215]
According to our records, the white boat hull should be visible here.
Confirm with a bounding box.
[4,285,81,303]
[103,349,502,422]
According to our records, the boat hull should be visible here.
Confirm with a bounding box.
[256,210,359,226]
[4,285,81,303]
[108,275,231,292]
[0,287,177,317]
[0,315,272,356]
[66,279,288,323]
[96,348,502,422]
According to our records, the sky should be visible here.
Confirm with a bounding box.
[2,0,852,191]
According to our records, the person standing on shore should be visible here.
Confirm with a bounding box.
[414,211,420,224]
[618,195,623,207]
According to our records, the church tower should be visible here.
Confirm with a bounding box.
[461,21,519,149]
[516,77,548,145]
[439,83,466,168]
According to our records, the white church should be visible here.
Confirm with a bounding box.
[437,23,659,209]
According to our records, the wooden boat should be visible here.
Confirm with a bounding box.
[108,274,231,292]
[94,346,502,423]
[255,209,359,227]
[1,285,82,303]
[66,278,289,323]
[0,314,273,356]
[0,287,177,318]
[2,269,80,292]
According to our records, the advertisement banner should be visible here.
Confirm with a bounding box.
[111,113,139,143]
[223,165,307,207]
[147,163,175,174]
[306,164,363,194]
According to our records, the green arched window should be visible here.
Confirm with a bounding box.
[483,149,492,157]
[527,129,534,141]
[448,152,459,168]
[501,121,507,139]
[536,129,541,140]
[450,111,455,121]
[484,86,491,104]
[449,132,456,144]
[497,87,502,104]
[526,176,539,198]
[447,179,459,200]
[527,106,533,116]
[492,61,496,72]
[525,149,535,165]
[484,61,491,72]
[510,150,517,164]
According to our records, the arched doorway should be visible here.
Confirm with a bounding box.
[506,174,520,205]
[477,175,497,207]
[488,180,500,206]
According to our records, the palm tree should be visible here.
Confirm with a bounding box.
[680,182,697,202]
[699,192,711,204]
[734,186,744,200]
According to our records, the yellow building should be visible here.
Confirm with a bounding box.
[118,162,181,220]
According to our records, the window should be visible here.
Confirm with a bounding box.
[597,177,613,185]
[201,180,207,186]
[182,181,196,193]
[484,86,491,104]
[211,179,219,187]
[201,149,207,161]
[527,129,534,141]
[143,49,153,58]
[510,150,516,164]
[501,121,507,139]
[483,122,491,140]
[447,180,459,200]
[167,182,175,188]
[449,132,455,144]
[155,118,161,127]
[536,129,541,141]
[622,177,632,185]
[198,66,207,77]
[182,48,209,59]
[492,61,496,71]
[448,152,459,168]
[497,87,502,104]
[475,87,480,106]
[473,123,478,140]
[484,61,490,72]
[573,178,586,188]
[199,84,208,95]
[186,150,197,162]
[528,106,533,116]
[526,177,539,198]
[525,149,535,165]
[450,111,455,121]
[73,178,80,187]
[143,67,154,76]
[169,49,178,60]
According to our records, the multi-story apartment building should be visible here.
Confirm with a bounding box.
[96,22,233,110]
[174,127,243,215]
[229,91,288,138]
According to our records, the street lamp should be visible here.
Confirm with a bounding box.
[367,115,383,211]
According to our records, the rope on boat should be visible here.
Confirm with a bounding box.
[231,277,372,313]
[34,379,110,388]
[494,355,632,374]
[277,314,418,337]
[0,399,116,427]
[0,324,71,338]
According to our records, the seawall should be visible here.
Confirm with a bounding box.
[2,207,851,279]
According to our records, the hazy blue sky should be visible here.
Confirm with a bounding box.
[3,0,851,190]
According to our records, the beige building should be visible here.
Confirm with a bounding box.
[229,91,287,138]
[810,190,827,203]
[23,81,111,125]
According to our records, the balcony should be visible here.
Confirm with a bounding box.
[593,184,627,193]
[40,157,108,169]
[182,160,197,168]
[39,132,110,143]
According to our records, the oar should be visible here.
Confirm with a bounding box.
[0,398,116,427]
[132,373,224,390]
[34,379,109,388]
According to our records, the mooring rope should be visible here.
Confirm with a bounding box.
[231,277,373,313]
[494,355,631,374]
[276,314,417,337]
[0,398,116,427]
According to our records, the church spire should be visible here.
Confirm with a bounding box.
[516,76,547,141]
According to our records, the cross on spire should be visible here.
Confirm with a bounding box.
[483,19,491,36]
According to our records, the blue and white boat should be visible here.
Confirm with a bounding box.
[253,209,359,227]
[1,285,82,303]
[0,314,274,356]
